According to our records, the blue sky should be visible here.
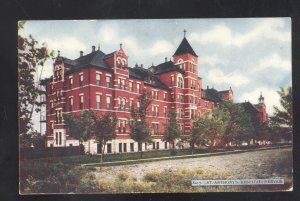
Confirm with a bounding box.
[19,18,291,132]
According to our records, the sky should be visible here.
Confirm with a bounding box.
[19,18,292,133]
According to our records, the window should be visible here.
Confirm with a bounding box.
[191,109,195,119]
[137,83,140,93]
[177,77,183,88]
[106,96,111,109]
[56,110,62,124]
[164,92,167,101]
[106,76,111,88]
[152,142,155,149]
[119,143,122,153]
[96,94,101,109]
[79,74,83,87]
[59,132,62,145]
[130,143,134,152]
[137,101,140,110]
[129,82,133,92]
[121,60,125,69]
[165,142,168,149]
[130,100,134,111]
[69,78,73,89]
[177,108,184,118]
[55,132,58,145]
[118,78,125,90]
[79,95,84,110]
[171,76,174,86]
[123,143,127,152]
[164,107,167,117]
[156,142,159,149]
[69,97,73,111]
[145,143,147,150]
[152,123,159,135]
[96,74,101,86]
[118,98,126,111]
[152,90,158,100]
[118,120,126,133]
[107,143,112,153]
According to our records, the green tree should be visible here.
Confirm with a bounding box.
[92,113,117,162]
[63,110,95,154]
[163,109,182,151]
[129,90,152,159]
[270,86,293,141]
[191,108,228,151]
[18,21,54,147]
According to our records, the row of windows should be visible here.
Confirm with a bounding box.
[118,142,168,153]
[178,62,197,73]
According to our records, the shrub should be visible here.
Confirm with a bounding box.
[117,171,132,181]
[78,172,99,193]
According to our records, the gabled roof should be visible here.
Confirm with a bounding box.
[64,50,113,75]
[173,37,198,57]
[152,61,185,75]
[202,88,222,102]
[238,102,260,113]
[129,66,169,90]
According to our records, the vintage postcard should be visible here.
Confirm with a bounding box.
[18,18,292,194]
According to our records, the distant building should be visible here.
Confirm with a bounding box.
[40,33,266,154]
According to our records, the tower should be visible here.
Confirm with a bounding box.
[172,30,201,134]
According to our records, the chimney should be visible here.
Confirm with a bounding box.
[165,57,167,62]
[92,45,95,52]
[57,50,60,57]
[80,51,83,57]
[207,85,209,89]
[141,64,143,68]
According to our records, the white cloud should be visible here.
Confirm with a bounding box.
[146,40,174,57]
[98,23,120,44]
[41,37,87,59]
[238,87,281,115]
[251,53,291,73]
[207,68,249,87]
[189,18,290,48]
[199,55,224,66]
[189,24,233,47]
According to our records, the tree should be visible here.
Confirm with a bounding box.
[163,109,182,151]
[92,113,117,162]
[18,21,53,147]
[191,109,228,151]
[234,112,255,146]
[129,90,152,159]
[270,86,293,141]
[63,110,95,154]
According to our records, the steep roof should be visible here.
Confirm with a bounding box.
[152,61,185,75]
[202,88,222,102]
[64,50,113,75]
[238,102,260,113]
[129,66,169,90]
[173,37,198,57]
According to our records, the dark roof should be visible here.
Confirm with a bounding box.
[104,51,116,59]
[129,67,169,90]
[173,37,198,57]
[152,61,185,75]
[64,50,113,75]
[238,102,260,113]
[202,88,222,102]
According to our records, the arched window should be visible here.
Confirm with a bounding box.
[121,59,126,69]
[177,74,184,88]
[178,59,184,69]
[117,58,122,67]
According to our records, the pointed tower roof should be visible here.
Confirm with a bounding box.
[173,36,198,57]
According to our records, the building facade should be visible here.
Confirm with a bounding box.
[42,35,266,154]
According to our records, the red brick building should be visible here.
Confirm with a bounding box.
[42,35,266,153]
